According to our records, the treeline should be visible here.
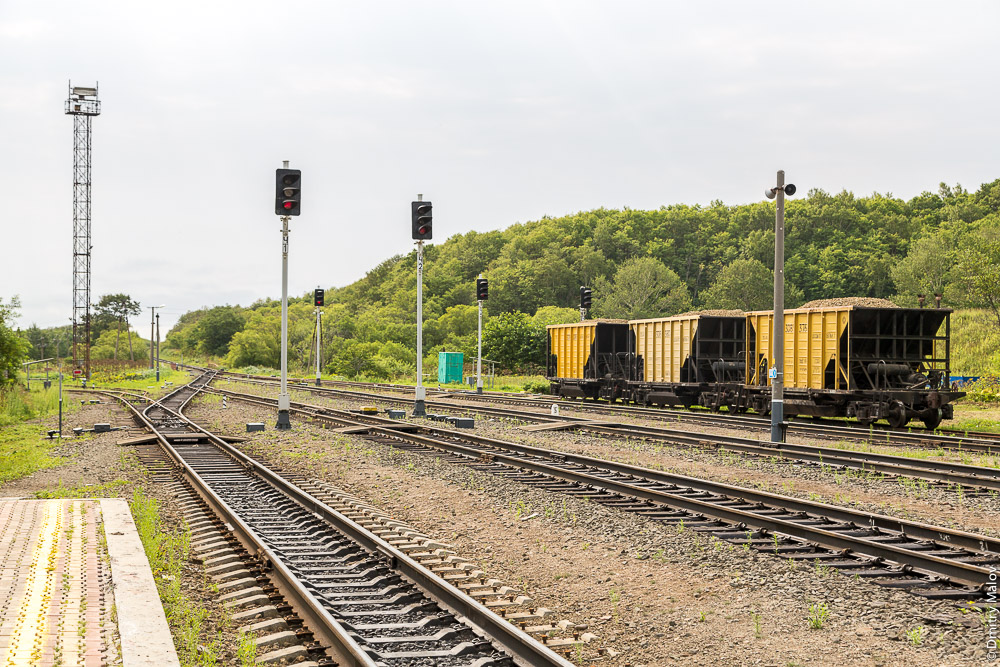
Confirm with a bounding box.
[161,181,1000,376]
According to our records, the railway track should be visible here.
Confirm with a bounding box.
[107,371,575,667]
[207,368,1000,454]
[201,384,999,604]
[208,375,1000,494]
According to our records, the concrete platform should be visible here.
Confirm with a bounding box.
[0,499,179,666]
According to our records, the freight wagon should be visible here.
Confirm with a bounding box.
[744,305,964,429]
[628,312,745,408]
[545,306,965,429]
[545,320,629,400]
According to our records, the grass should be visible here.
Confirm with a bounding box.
[34,479,131,499]
[950,309,1000,377]
[0,382,78,427]
[807,602,830,629]
[0,422,75,484]
[904,626,927,646]
[130,488,230,667]
[91,367,193,396]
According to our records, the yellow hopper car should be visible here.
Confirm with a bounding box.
[745,306,964,428]
[546,320,629,400]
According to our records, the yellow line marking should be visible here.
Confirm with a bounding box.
[4,501,61,667]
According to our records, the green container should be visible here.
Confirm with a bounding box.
[438,351,464,384]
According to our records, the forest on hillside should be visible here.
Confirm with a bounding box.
[157,180,1000,378]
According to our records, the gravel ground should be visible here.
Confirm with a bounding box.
[226,380,1000,538]
[190,391,998,666]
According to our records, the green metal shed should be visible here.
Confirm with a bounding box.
[438,351,464,384]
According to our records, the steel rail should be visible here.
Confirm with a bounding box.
[208,378,1000,492]
[119,376,574,667]
[115,381,378,667]
[175,362,998,447]
[209,369,1000,453]
[204,386,998,592]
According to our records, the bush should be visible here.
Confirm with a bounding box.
[521,379,551,394]
[965,377,1000,403]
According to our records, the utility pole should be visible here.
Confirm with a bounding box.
[274,162,301,430]
[58,367,63,437]
[765,171,796,443]
[155,312,161,382]
[149,304,165,373]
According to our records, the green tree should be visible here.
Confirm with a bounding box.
[226,310,280,368]
[592,257,692,320]
[93,294,142,361]
[194,306,246,357]
[0,297,29,387]
[890,233,954,304]
[328,340,388,378]
[482,311,544,372]
[954,219,1000,331]
[700,258,804,311]
[531,306,580,328]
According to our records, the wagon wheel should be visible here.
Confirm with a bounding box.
[922,409,943,431]
[886,401,909,429]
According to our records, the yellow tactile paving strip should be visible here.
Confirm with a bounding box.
[0,500,113,667]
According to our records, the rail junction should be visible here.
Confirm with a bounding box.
[206,371,1000,495]
[99,370,577,667]
[197,377,999,604]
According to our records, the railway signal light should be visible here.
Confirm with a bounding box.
[476,278,488,301]
[314,288,325,307]
[275,169,302,216]
[580,286,592,310]
[411,201,432,240]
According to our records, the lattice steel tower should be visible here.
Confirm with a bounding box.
[65,82,100,380]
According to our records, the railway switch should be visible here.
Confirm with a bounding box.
[275,168,302,216]
[411,201,433,240]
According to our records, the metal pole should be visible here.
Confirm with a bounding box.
[58,370,63,436]
[315,306,321,386]
[155,313,161,382]
[580,307,586,322]
[150,308,155,369]
[276,213,292,429]
[770,169,786,443]
[477,293,484,394]
[414,232,426,416]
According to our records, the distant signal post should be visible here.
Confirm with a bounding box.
[275,163,302,430]
[476,276,488,394]
[412,196,432,417]
[314,288,324,386]
[580,286,592,321]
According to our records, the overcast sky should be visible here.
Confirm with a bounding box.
[2,1,998,334]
